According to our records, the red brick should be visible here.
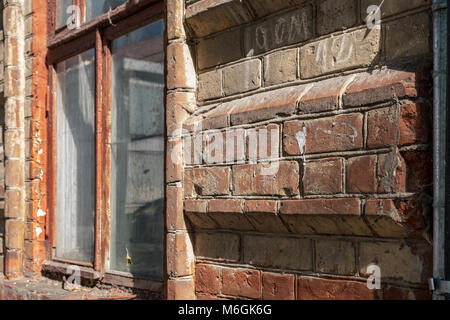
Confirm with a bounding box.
[195,264,221,295]
[5,220,24,250]
[346,155,377,193]
[303,158,343,195]
[297,277,380,300]
[185,200,217,230]
[400,151,433,191]
[5,250,23,279]
[280,199,361,215]
[399,103,431,146]
[232,162,300,196]
[167,0,185,40]
[262,272,295,300]
[167,278,196,300]
[377,151,407,193]
[166,92,195,136]
[166,139,183,183]
[166,186,186,231]
[222,268,261,299]
[244,200,277,214]
[167,233,194,278]
[343,69,418,107]
[383,285,431,300]
[367,107,398,148]
[185,199,208,214]
[185,167,231,196]
[246,124,279,161]
[283,114,363,155]
[209,199,243,213]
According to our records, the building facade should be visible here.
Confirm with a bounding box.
[0,0,444,299]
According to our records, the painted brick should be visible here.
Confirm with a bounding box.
[385,12,431,61]
[198,69,222,101]
[316,0,358,35]
[243,235,313,270]
[303,158,343,195]
[283,114,363,155]
[315,240,356,275]
[194,232,240,262]
[232,162,300,196]
[223,59,261,96]
[185,167,231,196]
[359,241,432,284]
[300,27,380,78]
[197,29,241,70]
[244,5,313,56]
[262,272,295,300]
[263,49,298,86]
[222,268,261,299]
[346,155,378,194]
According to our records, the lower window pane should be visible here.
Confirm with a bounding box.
[55,50,96,263]
[110,20,165,280]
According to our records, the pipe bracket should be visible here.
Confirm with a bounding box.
[429,278,450,294]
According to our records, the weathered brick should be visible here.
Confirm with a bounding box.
[167,233,194,277]
[208,199,254,231]
[263,49,298,86]
[5,250,23,279]
[377,151,406,193]
[246,124,279,162]
[185,199,217,229]
[167,42,196,90]
[185,0,251,37]
[280,199,361,216]
[244,5,313,56]
[5,220,24,250]
[248,0,296,18]
[364,199,411,238]
[223,59,261,96]
[243,235,312,270]
[244,200,288,233]
[166,186,186,231]
[166,92,195,136]
[359,240,432,284]
[167,278,196,300]
[383,285,431,300]
[262,272,295,300]
[317,0,358,35]
[283,114,363,155]
[197,29,241,70]
[222,268,261,299]
[166,139,183,183]
[399,103,431,146]
[367,107,398,148]
[361,0,430,19]
[185,167,230,196]
[232,162,300,196]
[297,277,380,300]
[343,69,418,107]
[194,232,240,262]
[346,155,377,193]
[315,240,356,275]
[198,69,222,101]
[303,158,343,195]
[400,150,433,192]
[195,264,221,295]
[167,0,186,40]
[300,28,380,78]
[385,12,431,61]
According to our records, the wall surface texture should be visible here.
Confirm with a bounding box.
[180,0,434,300]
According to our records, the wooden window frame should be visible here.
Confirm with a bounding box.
[45,0,166,291]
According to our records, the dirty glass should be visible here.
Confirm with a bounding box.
[55,49,96,263]
[110,19,165,280]
[57,0,74,28]
[85,0,127,21]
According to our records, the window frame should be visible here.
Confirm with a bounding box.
[45,0,166,289]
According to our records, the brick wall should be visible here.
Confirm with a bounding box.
[0,1,4,275]
[181,0,434,299]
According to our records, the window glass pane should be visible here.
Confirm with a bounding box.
[85,0,127,21]
[55,50,96,263]
[57,0,74,28]
[110,20,165,280]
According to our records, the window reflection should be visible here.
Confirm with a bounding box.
[85,0,127,21]
[110,20,165,280]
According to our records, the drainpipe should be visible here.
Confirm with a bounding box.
[430,0,449,300]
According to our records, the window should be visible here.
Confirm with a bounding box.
[48,0,165,283]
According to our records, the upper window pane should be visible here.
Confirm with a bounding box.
[110,20,165,280]
[57,0,74,28]
[85,0,127,21]
[55,50,96,263]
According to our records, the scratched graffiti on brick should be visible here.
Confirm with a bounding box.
[244,5,313,56]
